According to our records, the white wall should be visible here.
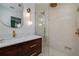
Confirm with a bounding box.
[48,3,77,55]
[0,4,23,27]
[0,3,35,38]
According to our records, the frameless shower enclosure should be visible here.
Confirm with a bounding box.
[35,4,49,56]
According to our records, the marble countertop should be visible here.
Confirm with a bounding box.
[0,35,42,48]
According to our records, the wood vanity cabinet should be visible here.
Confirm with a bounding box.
[0,38,42,56]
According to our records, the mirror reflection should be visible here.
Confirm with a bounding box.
[0,3,23,28]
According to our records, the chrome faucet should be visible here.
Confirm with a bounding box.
[12,30,16,38]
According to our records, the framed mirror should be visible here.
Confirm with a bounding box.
[0,3,23,28]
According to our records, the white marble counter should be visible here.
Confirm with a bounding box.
[0,35,42,48]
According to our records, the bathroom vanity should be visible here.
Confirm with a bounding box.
[0,35,42,56]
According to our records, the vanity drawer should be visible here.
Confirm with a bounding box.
[23,47,41,56]
[30,48,41,56]
[29,42,41,51]
[28,38,41,47]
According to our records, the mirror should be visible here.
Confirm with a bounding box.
[0,3,23,28]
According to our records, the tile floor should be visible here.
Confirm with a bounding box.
[39,46,68,56]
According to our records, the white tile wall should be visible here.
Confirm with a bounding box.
[48,3,77,55]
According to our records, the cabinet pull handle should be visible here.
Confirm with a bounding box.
[30,44,37,48]
[31,52,37,56]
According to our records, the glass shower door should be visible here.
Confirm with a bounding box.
[35,4,49,56]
